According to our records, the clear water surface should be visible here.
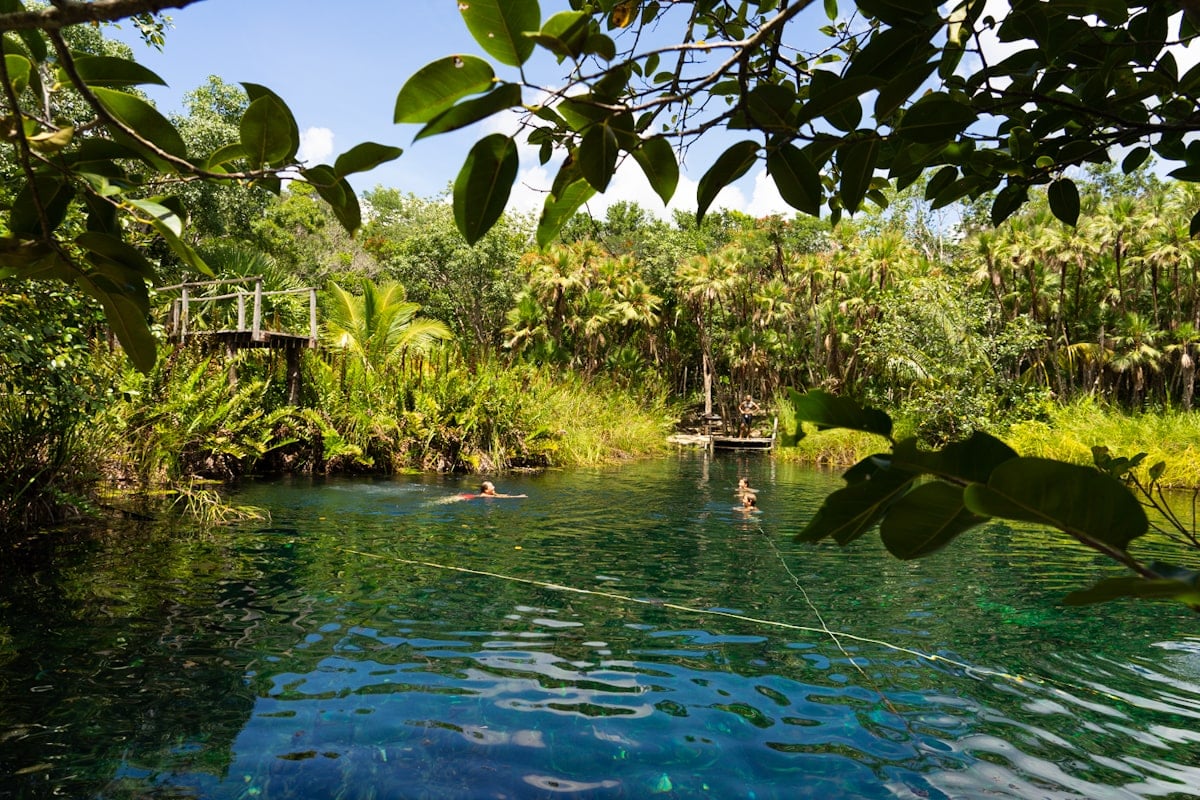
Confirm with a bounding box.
[1,453,1198,799]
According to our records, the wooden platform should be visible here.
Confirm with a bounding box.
[167,329,316,349]
[711,435,775,450]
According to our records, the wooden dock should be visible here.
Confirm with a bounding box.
[160,277,319,403]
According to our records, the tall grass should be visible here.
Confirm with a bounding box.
[1003,398,1200,488]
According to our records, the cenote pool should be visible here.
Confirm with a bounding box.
[1,453,1199,799]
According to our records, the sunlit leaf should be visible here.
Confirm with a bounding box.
[28,125,74,155]
[242,83,300,163]
[537,177,595,247]
[610,0,638,28]
[416,82,522,141]
[205,142,247,169]
[529,11,591,60]
[453,133,519,244]
[334,142,404,178]
[394,55,496,124]
[459,0,540,66]
[92,86,188,161]
[4,53,30,94]
[68,54,167,87]
[76,273,157,373]
[240,94,297,168]
[127,198,212,276]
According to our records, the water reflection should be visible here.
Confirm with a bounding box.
[1,452,1198,799]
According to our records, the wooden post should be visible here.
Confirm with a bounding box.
[287,345,301,405]
[252,278,263,341]
[237,291,246,330]
[227,341,238,388]
[180,286,190,339]
[309,288,318,346]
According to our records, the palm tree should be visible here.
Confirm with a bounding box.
[323,279,452,373]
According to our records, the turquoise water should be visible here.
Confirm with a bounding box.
[1,453,1198,799]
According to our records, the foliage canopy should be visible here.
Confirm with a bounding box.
[391,0,1200,244]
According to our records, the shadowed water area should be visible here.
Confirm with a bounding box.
[1,453,1198,799]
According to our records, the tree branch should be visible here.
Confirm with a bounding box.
[0,0,206,33]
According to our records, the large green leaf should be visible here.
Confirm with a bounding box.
[92,86,188,160]
[416,82,522,141]
[991,182,1028,226]
[537,176,595,248]
[303,164,361,232]
[459,0,540,67]
[76,231,156,282]
[579,122,619,192]
[696,140,758,222]
[880,481,986,559]
[746,84,798,131]
[9,177,74,238]
[892,432,1018,484]
[242,83,300,162]
[631,136,678,205]
[204,142,248,170]
[835,133,880,213]
[795,74,880,127]
[529,11,592,60]
[240,94,298,168]
[127,198,212,276]
[767,144,822,217]
[333,142,404,178]
[453,133,519,244]
[1047,177,1080,226]
[897,92,978,144]
[68,54,167,87]
[5,53,30,94]
[856,0,940,26]
[963,458,1148,551]
[77,274,157,373]
[394,55,496,124]
[789,388,893,438]
[797,458,917,545]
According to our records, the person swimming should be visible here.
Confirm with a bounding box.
[735,491,759,512]
[736,477,759,496]
[477,480,526,498]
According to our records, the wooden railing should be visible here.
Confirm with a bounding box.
[160,277,318,346]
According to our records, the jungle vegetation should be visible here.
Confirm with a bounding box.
[2,0,1199,608]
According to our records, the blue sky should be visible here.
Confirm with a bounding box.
[112,0,795,221]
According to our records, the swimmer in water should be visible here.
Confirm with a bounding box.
[735,492,759,513]
[736,477,759,497]
[478,480,526,498]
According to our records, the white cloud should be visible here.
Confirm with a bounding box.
[299,126,335,165]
